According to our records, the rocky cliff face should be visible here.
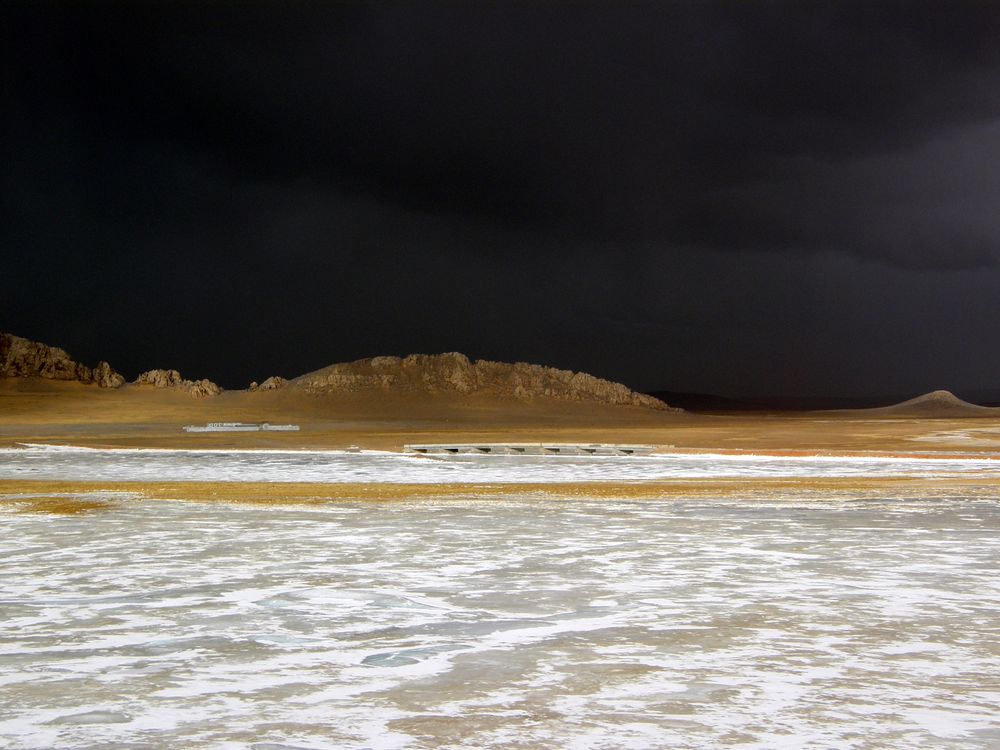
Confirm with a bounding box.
[0,332,125,388]
[293,352,677,411]
[134,369,221,397]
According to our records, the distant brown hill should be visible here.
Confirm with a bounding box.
[842,390,997,417]
[292,352,677,411]
[1,333,676,411]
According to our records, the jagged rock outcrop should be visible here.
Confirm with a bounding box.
[185,378,222,398]
[293,352,678,411]
[248,376,287,392]
[134,369,221,398]
[135,369,183,388]
[0,332,125,388]
[92,360,126,388]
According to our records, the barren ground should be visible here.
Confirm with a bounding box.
[4,379,1000,505]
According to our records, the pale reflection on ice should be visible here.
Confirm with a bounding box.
[3,443,1000,482]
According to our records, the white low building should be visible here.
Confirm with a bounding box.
[183,422,300,432]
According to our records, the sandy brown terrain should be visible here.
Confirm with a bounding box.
[4,378,1000,454]
[4,378,1000,509]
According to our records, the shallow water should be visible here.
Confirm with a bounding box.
[4,444,1000,482]
[1,493,999,749]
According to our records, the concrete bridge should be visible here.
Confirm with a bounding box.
[404,443,656,456]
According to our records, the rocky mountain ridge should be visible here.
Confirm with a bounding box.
[0,332,219,397]
[1,333,674,410]
[293,352,676,411]
[0,332,125,388]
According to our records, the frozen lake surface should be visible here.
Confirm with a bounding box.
[1,492,999,749]
[4,443,1000,482]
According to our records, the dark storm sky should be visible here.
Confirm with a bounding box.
[4,1,1000,397]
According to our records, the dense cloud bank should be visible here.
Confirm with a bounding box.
[4,2,1000,395]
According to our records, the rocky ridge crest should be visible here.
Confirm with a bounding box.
[0,332,220,397]
[293,352,676,411]
[0,332,125,388]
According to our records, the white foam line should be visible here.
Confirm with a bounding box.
[7,443,1000,486]
[6,443,398,457]
[653,450,1000,464]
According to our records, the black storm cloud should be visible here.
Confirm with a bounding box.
[4,1,1000,399]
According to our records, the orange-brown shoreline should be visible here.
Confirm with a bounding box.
[3,475,999,515]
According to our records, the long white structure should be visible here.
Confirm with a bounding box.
[182,422,300,433]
